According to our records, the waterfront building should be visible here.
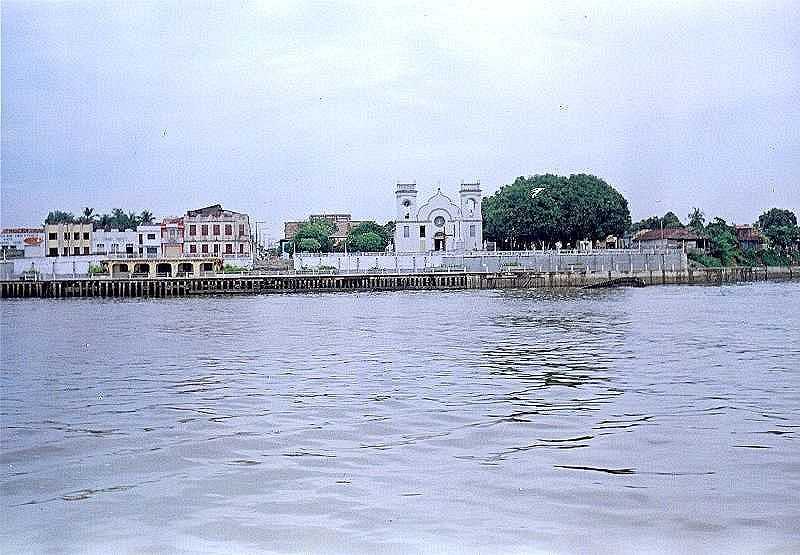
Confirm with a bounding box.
[394,182,483,253]
[1,228,45,258]
[92,228,137,256]
[635,228,706,251]
[183,204,251,261]
[735,225,765,251]
[45,223,93,256]
[136,225,162,257]
[284,214,364,247]
[160,217,185,257]
[101,256,222,278]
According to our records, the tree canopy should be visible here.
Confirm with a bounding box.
[758,208,798,252]
[631,212,684,233]
[482,174,631,248]
[45,207,155,229]
[688,208,705,232]
[292,219,337,252]
[346,221,390,252]
[704,217,739,265]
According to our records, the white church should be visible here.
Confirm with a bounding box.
[393,182,483,253]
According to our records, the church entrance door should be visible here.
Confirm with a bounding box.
[434,233,446,251]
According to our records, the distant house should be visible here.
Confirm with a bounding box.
[734,225,765,251]
[635,228,706,251]
[284,213,364,247]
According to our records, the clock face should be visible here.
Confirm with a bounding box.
[434,216,445,227]
[402,199,411,207]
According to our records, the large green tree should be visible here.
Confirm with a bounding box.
[688,208,705,232]
[705,217,739,265]
[292,219,336,253]
[758,208,798,251]
[482,174,630,248]
[346,221,391,252]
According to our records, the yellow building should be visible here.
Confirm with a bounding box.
[45,223,93,256]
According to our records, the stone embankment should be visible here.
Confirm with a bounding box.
[1,266,797,299]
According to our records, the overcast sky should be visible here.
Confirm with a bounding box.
[2,1,798,237]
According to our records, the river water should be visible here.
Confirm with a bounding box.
[1,282,799,554]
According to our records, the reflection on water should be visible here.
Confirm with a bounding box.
[2,283,800,553]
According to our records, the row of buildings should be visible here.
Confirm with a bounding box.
[631,225,766,251]
[2,204,253,265]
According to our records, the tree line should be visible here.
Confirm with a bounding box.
[45,207,156,230]
[288,218,394,253]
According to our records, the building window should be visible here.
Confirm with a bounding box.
[239,224,245,236]
[189,244,197,253]
[62,247,68,256]
[419,225,426,238]
[201,244,208,254]
[147,233,156,240]
[83,247,90,255]
[63,233,69,240]
[73,247,80,255]
[83,232,89,240]
[213,224,220,235]
[73,232,80,240]
[403,225,409,238]
[189,225,196,236]
[49,233,57,240]
[225,244,233,254]
[213,244,220,254]
[96,243,105,251]
[225,224,232,236]
[49,248,58,256]
[470,224,476,238]
[147,246,158,254]
[201,225,208,236]
[239,243,244,254]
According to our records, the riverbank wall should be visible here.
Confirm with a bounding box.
[294,249,688,274]
[1,266,797,299]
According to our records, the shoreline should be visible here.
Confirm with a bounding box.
[1,266,798,299]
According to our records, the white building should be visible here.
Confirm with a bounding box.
[136,225,161,257]
[1,228,45,258]
[394,182,483,253]
[92,229,137,256]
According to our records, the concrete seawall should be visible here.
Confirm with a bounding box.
[1,266,797,299]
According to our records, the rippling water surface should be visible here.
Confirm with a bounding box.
[2,282,800,553]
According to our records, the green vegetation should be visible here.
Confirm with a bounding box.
[758,208,798,252]
[45,207,155,229]
[222,264,247,273]
[292,219,337,252]
[686,208,800,267]
[631,211,685,233]
[346,221,391,252]
[87,263,106,275]
[482,174,631,249]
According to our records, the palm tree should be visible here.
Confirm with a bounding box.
[139,210,155,225]
[110,208,125,229]
[127,211,139,230]
[80,207,95,224]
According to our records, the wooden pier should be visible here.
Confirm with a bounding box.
[0,266,797,299]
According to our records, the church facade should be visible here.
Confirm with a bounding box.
[394,182,483,253]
